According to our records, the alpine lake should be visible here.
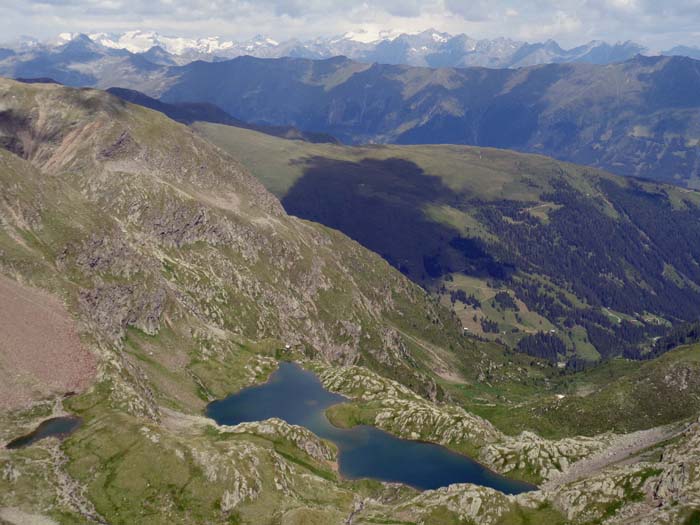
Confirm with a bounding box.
[207,362,534,494]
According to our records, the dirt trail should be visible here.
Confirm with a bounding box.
[542,423,686,490]
[396,328,466,383]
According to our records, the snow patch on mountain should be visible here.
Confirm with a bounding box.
[87,30,237,56]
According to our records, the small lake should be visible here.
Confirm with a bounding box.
[5,416,82,449]
[207,362,534,493]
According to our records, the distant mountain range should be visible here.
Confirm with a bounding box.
[4,29,700,68]
[155,54,700,188]
[2,34,700,187]
[106,87,338,143]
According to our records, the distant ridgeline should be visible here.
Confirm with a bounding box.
[153,54,700,188]
[5,46,700,186]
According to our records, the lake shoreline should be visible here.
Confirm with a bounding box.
[206,361,536,494]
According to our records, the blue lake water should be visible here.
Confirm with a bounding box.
[206,362,535,493]
[5,416,82,449]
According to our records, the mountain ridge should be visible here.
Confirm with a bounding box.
[10,29,693,69]
[156,53,700,187]
[3,47,700,186]
[106,86,339,143]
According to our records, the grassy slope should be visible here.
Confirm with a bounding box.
[326,342,700,442]
[0,80,481,401]
[192,121,581,201]
[194,121,700,362]
[450,342,700,438]
[0,80,579,525]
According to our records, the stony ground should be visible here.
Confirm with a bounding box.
[542,423,687,490]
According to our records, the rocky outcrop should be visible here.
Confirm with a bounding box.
[190,443,263,511]
[648,418,700,511]
[318,362,688,489]
[70,231,150,277]
[319,365,501,447]
[221,418,337,463]
[78,284,167,344]
[482,431,615,482]
[390,484,511,524]
[97,130,137,160]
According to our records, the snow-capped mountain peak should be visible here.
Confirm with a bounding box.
[85,30,238,56]
[3,30,661,70]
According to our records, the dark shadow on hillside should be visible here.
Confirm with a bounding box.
[281,156,511,283]
[0,110,30,158]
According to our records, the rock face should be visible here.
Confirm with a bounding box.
[79,284,167,343]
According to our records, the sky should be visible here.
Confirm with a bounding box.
[0,0,699,49]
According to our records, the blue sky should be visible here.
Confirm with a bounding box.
[1,0,699,48]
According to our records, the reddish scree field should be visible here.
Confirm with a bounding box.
[0,275,96,410]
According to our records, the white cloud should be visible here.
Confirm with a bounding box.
[0,0,698,49]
